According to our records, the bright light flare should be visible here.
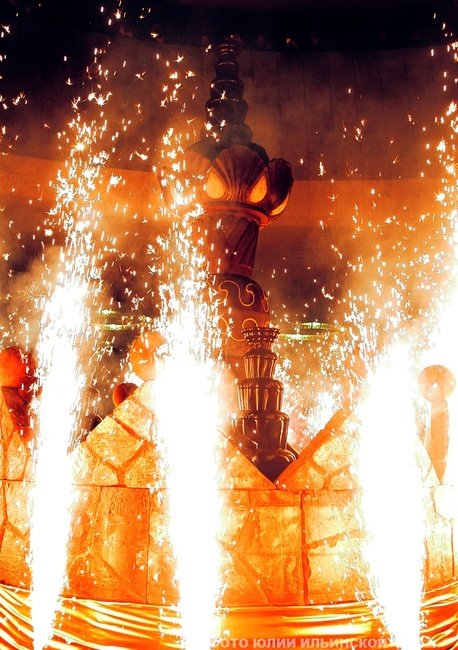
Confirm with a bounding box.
[357,343,426,650]
[152,66,223,645]
[29,282,88,650]
[153,292,223,650]
[28,115,107,649]
[153,121,223,646]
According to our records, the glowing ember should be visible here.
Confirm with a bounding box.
[29,116,106,649]
[357,342,426,650]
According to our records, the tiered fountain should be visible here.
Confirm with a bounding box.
[231,326,296,480]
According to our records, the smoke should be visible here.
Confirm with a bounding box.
[0,11,206,396]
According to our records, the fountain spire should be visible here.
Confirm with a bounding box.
[182,36,294,361]
[201,34,253,148]
[231,326,297,480]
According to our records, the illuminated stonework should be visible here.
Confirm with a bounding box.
[0,384,455,609]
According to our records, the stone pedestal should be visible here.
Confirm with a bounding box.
[0,382,452,609]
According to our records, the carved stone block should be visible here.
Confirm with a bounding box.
[66,486,149,603]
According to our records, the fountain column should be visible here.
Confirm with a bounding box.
[184,35,294,370]
[182,36,296,478]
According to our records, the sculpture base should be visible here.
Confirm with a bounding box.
[1,581,457,649]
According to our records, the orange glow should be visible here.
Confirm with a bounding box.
[205,169,226,199]
[357,343,426,650]
[1,581,458,649]
[247,172,268,203]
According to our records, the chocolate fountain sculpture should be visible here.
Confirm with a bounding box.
[180,35,297,479]
[0,35,457,650]
[231,327,296,480]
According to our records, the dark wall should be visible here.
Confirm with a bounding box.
[1,26,454,180]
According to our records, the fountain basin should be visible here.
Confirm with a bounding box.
[0,383,457,647]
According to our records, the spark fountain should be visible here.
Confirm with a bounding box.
[0,35,457,650]
[357,343,427,650]
[29,116,107,650]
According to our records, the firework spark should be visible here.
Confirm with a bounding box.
[29,116,107,650]
[152,220,223,650]
[357,343,426,650]
[422,99,458,517]
[151,92,224,645]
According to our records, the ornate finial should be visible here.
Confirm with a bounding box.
[418,364,456,482]
[202,34,253,147]
[185,35,293,231]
